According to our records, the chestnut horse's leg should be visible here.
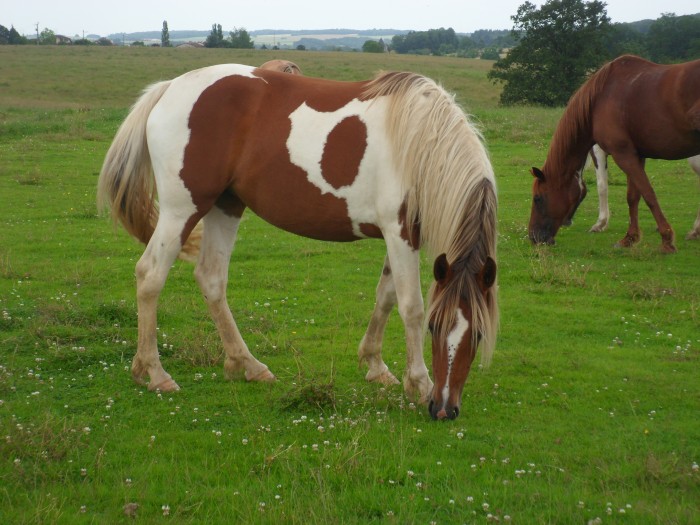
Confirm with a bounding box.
[358,256,400,386]
[132,214,192,392]
[616,174,642,248]
[383,236,433,405]
[194,206,275,382]
[589,145,610,233]
[614,154,676,253]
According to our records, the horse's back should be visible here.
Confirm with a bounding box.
[594,56,700,159]
[146,64,397,241]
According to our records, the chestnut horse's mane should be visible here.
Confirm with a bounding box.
[543,59,615,186]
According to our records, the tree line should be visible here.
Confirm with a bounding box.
[385,10,699,63]
[487,1,699,106]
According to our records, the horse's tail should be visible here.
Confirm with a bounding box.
[97,80,201,262]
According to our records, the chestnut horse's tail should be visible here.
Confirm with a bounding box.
[97,81,201,262]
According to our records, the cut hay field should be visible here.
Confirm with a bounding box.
[0,46,698,524]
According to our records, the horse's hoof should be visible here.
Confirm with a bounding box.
[589,222,607,233]
[148,377,180,392]
[685,231,699,241]
[660,243,677,254]
[615,234,639,248]
[246,368,276,382]
[367,369,400,386]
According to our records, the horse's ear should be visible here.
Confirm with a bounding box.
[477,257,497,293]
[433,253,450,284]
[531,167,545,182]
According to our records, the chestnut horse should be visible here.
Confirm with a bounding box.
[587,144,700,239]
[529,55,700,253]
[98,64,498,420]
[260,59,302,75]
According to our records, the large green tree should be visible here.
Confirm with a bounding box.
[488,0,611,106]
[229,28,254,49]
[205,24,225,47]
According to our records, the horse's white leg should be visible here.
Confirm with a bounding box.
[590,145,610,232]
[194,207,274,382]
[685,155,700,240]
[384,236,433,404]
[132,215,188,392]
[358,256,400,386]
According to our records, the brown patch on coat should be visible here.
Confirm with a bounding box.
[321,116,368,190]
[398,200,421,249]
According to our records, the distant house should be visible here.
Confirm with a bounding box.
[176,42,205,48]
[55,35,73,45]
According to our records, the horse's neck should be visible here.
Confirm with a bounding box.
[544,115,594,186]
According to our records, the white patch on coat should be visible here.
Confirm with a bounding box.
[286,99,401,237]
[441,309,470,403]
[147,64,262,217]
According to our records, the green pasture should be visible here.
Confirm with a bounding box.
[0,46,698,524]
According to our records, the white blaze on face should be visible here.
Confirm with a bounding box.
[441,309,470,403]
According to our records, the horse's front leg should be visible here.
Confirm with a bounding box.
[384,236,433,405]
[616,176,642,248]
[358,255,400,386]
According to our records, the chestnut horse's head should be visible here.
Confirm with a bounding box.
[428,254,497,421]
[528,167,587,245]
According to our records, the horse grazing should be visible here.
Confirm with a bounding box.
[260,59,302,75]
[529,55,700,253]
[586,144,700,239]
[97,64,498,420]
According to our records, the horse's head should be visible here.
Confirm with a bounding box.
[428,254,497,420]
[528,167,587,245]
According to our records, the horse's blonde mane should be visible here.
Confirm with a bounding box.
[363,72,499,364]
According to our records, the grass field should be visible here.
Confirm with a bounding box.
[1,46,698,524]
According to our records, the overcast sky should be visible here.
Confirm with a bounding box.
[4,1,699,37]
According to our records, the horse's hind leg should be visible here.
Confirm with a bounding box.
[358,256,400,386]
[589,145,610,232]
[685,156,700,240]
[132,216,190,392]
[194,206,274,382]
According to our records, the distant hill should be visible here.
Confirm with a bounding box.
[107,28,409,48]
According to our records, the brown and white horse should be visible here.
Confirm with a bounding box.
[529,55,700,252]
[98,64,498,420]
[587,144,700,239]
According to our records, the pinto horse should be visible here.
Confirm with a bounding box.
[529,55,700,253]
[586,144,700,239]
[97,64,499,420]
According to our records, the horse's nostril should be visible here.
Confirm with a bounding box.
[453,406,459,418]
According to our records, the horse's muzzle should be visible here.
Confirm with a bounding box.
[528,229,556,245]
[428,399,460,420]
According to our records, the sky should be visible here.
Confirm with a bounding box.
[4,1,699,38]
